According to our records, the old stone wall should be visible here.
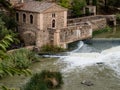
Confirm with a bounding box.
[42,4,67,30]
[16,11,40,46]
[43,11,66,30]
[68,15,107,31]
[18,25,37,46]
[59,25,92,44]
[36,30,49,47]
[90,18,107,31]
[16,11,39,27]
[47,22,92,49]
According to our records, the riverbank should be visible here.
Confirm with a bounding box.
[1,39,120,90]
[0,57,58,90]
[93,26,120,38]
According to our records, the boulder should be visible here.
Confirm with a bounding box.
[81,80,94,86]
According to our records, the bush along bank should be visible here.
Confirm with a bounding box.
[0,48,40,90]
[22,70,63,90]
[40,44,67,55]
[0,48,39,79]
[92,26,112,37]
[116,13,120,24]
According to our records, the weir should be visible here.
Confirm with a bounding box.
[49,15,116,49]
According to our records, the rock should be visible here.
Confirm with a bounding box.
[33,46,40,52]
[81,80,94,86]
[96,62,104,65]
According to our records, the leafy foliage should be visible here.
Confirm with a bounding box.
[107,0,120,7]
[58,0,70,8]
[0,48,40,79]
[71,0,86,17]
[41,44,66,54]
[116,13,120,22]
[0,12,17,30]
[7,48,39,69]
[0,59,31,78]
[0,86,17,90]
[0,18,34,78]
[93,26,112,37]
[0,0,12,10]
[86,0,90,5]
[0,17,16,59]
[23,70,63,90]
[92,0,97,6]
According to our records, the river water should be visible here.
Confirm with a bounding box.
[0,27,120,90]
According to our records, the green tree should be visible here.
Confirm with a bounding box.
[92,0,97,6]
[71,0,86,17]
[0,18,30,79]
[107,0,120,7]
[58,0,70,8]
[0,13,17,30]
[0,18,14,52]
[0,0,14,13]
[86,0,90,5]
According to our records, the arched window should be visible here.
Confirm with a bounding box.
[30,15,33,24]
[16,12,19,21]
[23,14,26,22]
[52,19,55,28]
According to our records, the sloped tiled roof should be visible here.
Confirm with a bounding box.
[17,1,57,13]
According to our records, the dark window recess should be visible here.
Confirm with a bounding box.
[52,19,55,28]
[52,13,55,17]
[30,15,33,24]
[16,13,19,21]
[23,14,26,22]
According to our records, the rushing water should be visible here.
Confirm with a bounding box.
[1,40,120,90]
[55,40,120,90]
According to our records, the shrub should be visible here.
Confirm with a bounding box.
[116,13,120,23]
[7,48,39,69]
[0,48,38,78]
[0,59,31,78]
[23,70,63,90]
[93,26,112,36]
[0,86,16,90]
[41,45,66,54]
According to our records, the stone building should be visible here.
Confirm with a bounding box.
[8,0,32,5]
[15,0,67,47]
[83,6,96,15]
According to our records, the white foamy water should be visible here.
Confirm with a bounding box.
[56,41,120,76]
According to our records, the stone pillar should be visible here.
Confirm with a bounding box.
[61,43,67,49]
[54,29,60,46]
[113,19,117,26]
[36,30,42,47]
[64,11,67,27]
